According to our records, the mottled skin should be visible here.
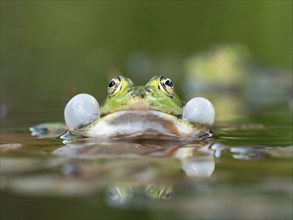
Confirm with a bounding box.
[99,76,183,117]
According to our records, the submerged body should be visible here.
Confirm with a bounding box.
[64,76,215,140]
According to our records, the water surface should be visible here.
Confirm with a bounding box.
[1,102,292,220]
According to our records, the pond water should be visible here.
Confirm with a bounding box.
[1,95,292,219]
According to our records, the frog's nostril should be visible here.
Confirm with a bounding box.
[131,87,147,98]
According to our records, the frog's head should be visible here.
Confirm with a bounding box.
[99,76,183,117]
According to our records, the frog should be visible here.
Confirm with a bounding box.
[62,75,215,140]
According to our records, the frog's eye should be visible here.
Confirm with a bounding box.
[159,76,174,94]
[108,77,122,95]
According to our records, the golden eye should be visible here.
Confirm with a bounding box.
[108,76,122,95]
[159,76,174,94]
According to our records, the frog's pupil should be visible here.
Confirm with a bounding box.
[165,80,173,87]
[108,80,115,88]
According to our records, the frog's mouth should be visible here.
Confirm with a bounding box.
[82,110,184,138]
[100,98,182,119]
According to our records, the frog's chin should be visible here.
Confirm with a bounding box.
[75,110,208,139]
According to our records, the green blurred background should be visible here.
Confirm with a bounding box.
[1,1,292,125]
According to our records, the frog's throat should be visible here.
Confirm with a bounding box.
[82,110,184,138]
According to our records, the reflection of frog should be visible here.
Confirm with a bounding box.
[52,141,216,204]
[64,76,215,139]
[107,183,174,205]
[104,143,215,205]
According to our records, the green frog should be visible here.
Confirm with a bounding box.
[63,76,215,140]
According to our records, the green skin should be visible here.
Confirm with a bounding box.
[99,76,183,118]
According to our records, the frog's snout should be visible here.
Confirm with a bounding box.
[129,87,147,99]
